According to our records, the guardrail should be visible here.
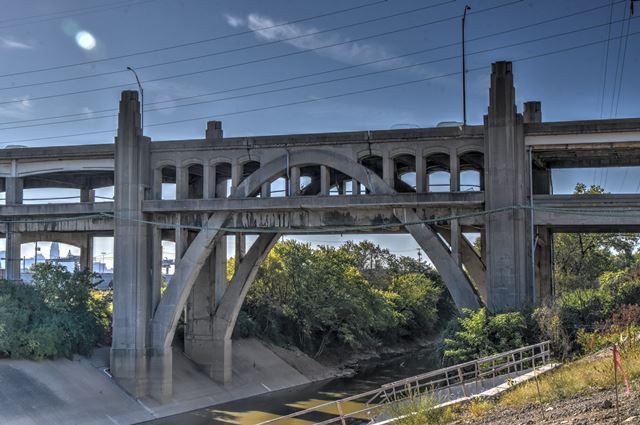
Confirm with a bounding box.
[257,341,551,425]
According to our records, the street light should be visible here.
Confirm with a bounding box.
[126,66,144,133]
[462,5,471,126]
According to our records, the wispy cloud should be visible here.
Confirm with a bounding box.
[0,37,32,49]
[0,96,32,119]
[226,13,411,70]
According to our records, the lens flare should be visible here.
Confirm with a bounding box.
[75,31,96,50]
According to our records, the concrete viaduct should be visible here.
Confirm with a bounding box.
[1,61,640,401]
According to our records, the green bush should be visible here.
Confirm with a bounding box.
[443,308,528,364]
[0,264,111,360]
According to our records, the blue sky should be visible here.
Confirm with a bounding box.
[0,0,638,266]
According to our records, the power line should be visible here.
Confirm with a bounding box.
[4,29,640,145]
[609,0,629,117]
[0,0,162,29]
[599,0,616,118]
[0,0,446,80]
[1,14,636,132]
[613,1,634,117]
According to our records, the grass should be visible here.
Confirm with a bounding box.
[385,389,454,425]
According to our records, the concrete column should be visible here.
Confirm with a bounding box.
[79,235,93,271]
[153,167,163,200]
[320,165,330,195]
[351,179,361,195]
[261,182,271,197]
[450,218,461,266]
[484,61,532,312]
[184,250,216,377]
[5,177,23,281]
[523,101,542,124]
[235,234,245,272]
[231,161,242,192]
[203,164,216,199]
[290,166,300,196]
[175,218,188,266]
[176,166,188,200]
[205,120,223,140]
[415,155,426,193]
[536,227,553,301]
[382,153,394,187]
[80,188,95,203]
[449,151,459,192]
[111,90,155,399]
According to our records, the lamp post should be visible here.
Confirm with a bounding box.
[462,5,471,126]
[126,66,144,133]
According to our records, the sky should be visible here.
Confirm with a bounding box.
[0,0,638,267]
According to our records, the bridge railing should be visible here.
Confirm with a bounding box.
[257,341,551,425]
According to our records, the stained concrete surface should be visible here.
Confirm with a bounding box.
[0,338,334,425]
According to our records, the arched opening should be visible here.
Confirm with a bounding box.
[393,154,416,192]
[300,165,320,195]
[425,153,451,192]
[360,155,383,179]
[187,164,204,199]
[459,151,484,192]
[160,166,177,200]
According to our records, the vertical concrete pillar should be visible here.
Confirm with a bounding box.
[176,166,188,200]
[536,227,553,301]
[449,151,459,192]
[382,153,394,187]
[415,155,426,193]
[203,164,216,199]
[320,165,330,195]
[290,166,300,196]
[214,237,228,306]
[80,188,95,203]
[151,227,163,313]
[212,337,232,385]
[351,179,361,195]
[235,234,245,272]
[484,62,532,312]
[261,182,271,197]
[79,234,93,271]
[5,176,23,281]
[111,91,155,398]
[205,120,223,141]
[231,161,242,192]
[153,167,163,200]
[523,101,542,124]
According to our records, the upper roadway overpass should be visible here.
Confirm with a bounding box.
[1,61,640,401]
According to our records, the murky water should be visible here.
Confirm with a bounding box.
[142,348,441,425]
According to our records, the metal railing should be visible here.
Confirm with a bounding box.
[257,341,551,425]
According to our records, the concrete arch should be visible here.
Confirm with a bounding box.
[13,159,114,178]
[423,147,451,157]
[153,160,177,170]
[356,148,384,160]
[456,145,484,156]
[152,149,480,352]
[390,147,417,158]
[180,158,204,167]
[209,157,233,166]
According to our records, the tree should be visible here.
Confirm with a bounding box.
[553,183,639,293]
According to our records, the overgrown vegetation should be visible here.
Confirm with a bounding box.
[0,263,111,360]
[234,240,452,357]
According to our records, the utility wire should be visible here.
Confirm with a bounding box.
[1,0,619,126]
[2,15,634,132]
[0,0,162,30]
[0,0,523,101]
[609,0,629,117]
[599,0,616,118]
[0,0,446,80]
[613,1,634,117]
[4,28,640,145]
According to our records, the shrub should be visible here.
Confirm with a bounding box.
[0,264,111,360]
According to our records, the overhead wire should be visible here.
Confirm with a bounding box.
[4,27,640,145]
[599,0,616,119]
[613,1,634,117]
[2,13,637,133]
[609,0,629,117]
[0,0,450,80]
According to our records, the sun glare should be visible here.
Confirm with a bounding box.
[75,30,96,50]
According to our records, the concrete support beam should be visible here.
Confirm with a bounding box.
[261,182,270,198]
[110,90,154,399]
[290,166,300,196]
[382,153,394,187]
[416,155,426,193]
[176,166,188,200]
[484,61,532,312]
[320,165,330,195]
[450,218,461,266]
[352,179,361,195]
[235,234,245,272]
[153,168,163,200]
[80,188,95,203]
[523,101,542,124]
[214,237,227,306]
[203,164,216,199]
[79,235,93,271]
[5,177,23,281]
[439,227,487,302]
[212,233,280,384]
[151,227,163,313]
[536,227,553,301]
[450,151,459,192]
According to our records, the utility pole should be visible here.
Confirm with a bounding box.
[416,248,423,264]
[126,66,144,133]
[462,5,471,126]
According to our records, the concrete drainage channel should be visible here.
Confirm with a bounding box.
[258,341,557,425]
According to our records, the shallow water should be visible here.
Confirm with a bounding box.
[142,348,441,425]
